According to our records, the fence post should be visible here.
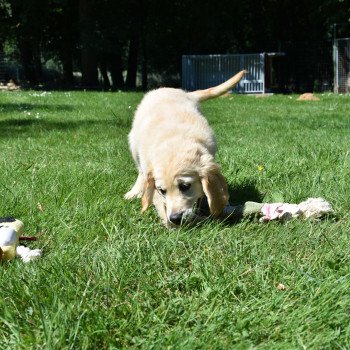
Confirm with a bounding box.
[0,51,5,82]
[261,53,265,93]
[333,39,338,93]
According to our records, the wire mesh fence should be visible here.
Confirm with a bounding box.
[182,41,336,94]
[334,38,350,93]
[279,40,334,92]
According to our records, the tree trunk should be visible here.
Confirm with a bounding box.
[81,44,98,87]
[61,1,74,85]
[33,45,43,83]
[99,58,111,89]
[125,30,139,89]
[61,45,74,85]
[10,1,37,84]
[141,35,148,91]
[18,40,37,84]
[79,0,98,87]
[109,53,124,90]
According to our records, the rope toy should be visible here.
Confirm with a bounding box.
[187,197,332,224]
[222,197,332,222]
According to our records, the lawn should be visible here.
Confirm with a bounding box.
[0,89,350,349]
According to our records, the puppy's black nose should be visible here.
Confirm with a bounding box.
[169,212,184,225]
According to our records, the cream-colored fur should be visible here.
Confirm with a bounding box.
[125,71,246,227]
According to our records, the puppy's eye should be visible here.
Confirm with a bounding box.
[179,183,191,192]
[158,188,167,196]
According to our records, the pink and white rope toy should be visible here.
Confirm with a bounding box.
[260,198,332,222]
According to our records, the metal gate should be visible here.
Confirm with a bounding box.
[333,38,350,93]
[182,53,265,93]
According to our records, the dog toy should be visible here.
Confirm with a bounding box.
[193,197,332,223]
[0,217,42,263]
[222,197,332,222]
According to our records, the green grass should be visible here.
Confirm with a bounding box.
[0,90,350,349]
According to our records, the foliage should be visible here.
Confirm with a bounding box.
[0,0,349,87]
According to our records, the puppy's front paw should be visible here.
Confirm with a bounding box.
[124,190,142,200]
[124,191,136,200]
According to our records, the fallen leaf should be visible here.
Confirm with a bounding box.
[37,203,44,212]
[277,283,286,291]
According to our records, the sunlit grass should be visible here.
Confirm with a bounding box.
[0,90,349,349]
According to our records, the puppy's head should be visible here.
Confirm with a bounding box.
[141,152,229,226]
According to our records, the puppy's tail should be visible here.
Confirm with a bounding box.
[188,70,247,102]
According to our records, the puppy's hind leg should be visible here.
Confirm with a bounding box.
[124,173,144,200]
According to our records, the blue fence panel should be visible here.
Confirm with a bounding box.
[182,54,265,93]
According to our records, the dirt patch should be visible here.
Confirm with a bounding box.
[297,93,320,101]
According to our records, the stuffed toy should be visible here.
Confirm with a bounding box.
[0,217,41,263]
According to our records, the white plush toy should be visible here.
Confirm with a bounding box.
[0,217,42,263]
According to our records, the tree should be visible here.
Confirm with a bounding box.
[1,0,349,88]
[8,0,51,83]
[79,0,98,87]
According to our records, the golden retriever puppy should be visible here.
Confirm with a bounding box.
[125,70,246,227]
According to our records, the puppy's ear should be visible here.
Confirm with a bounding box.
[201,162,229,217]
[141,173,155,213]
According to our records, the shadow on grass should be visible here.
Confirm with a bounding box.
[0,101,132,137]
[208,181,265,225]
[190,181,264,226]
[0,117,131,138]
[228,181,264,205]
[0,103,74,113]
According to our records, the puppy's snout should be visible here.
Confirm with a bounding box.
[169,212,184,225]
